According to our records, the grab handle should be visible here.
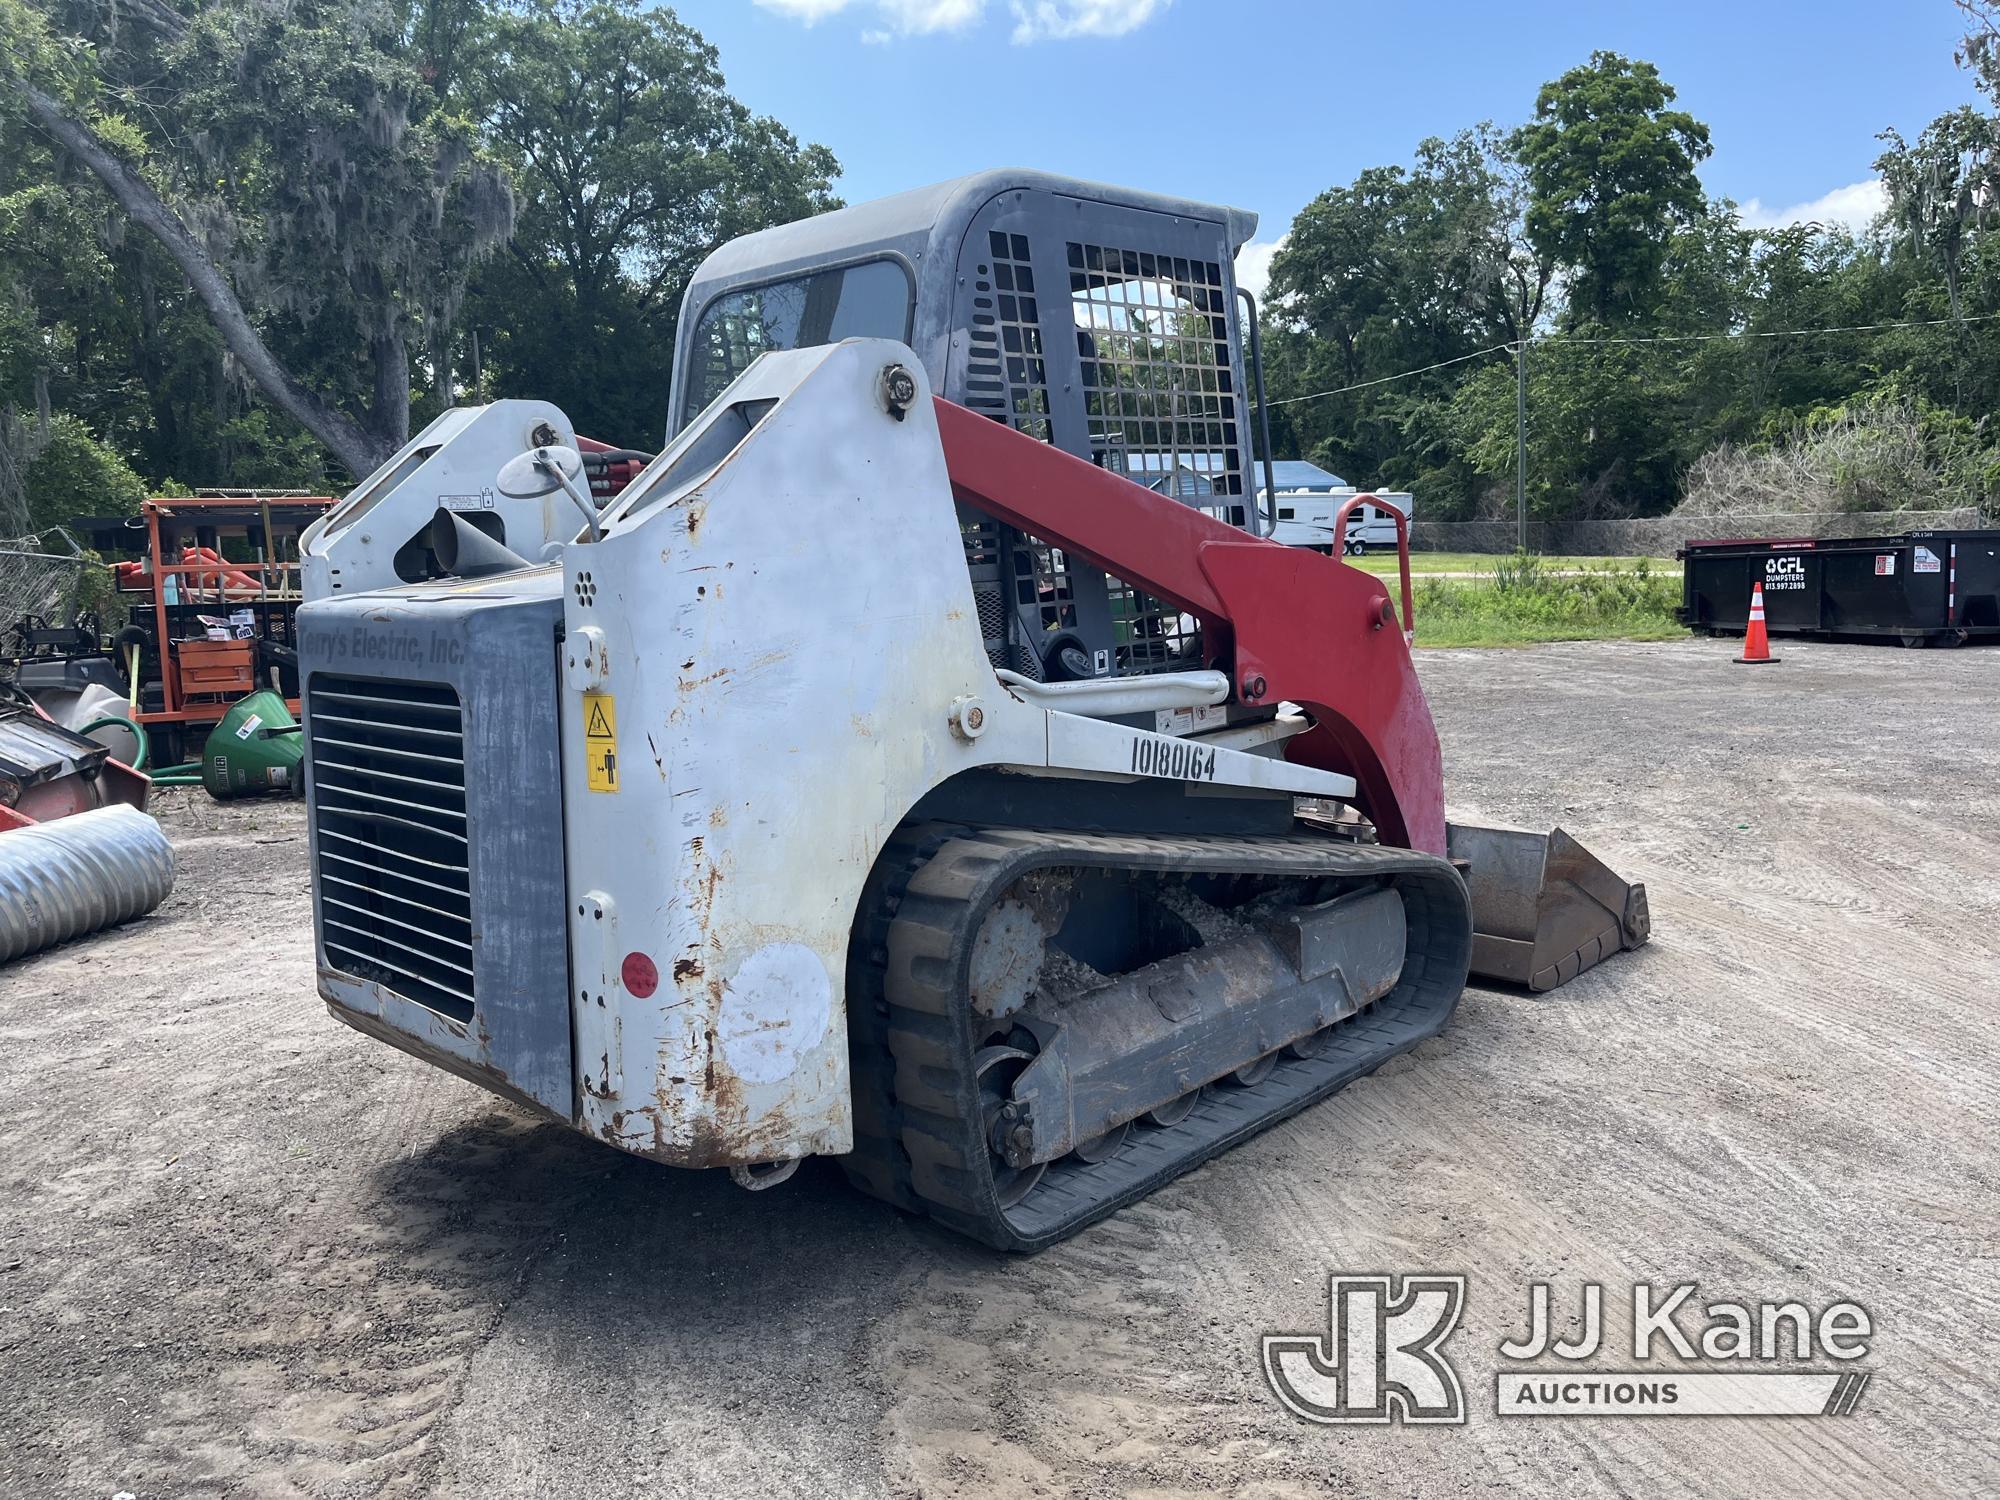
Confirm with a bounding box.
[1333,493,1413,643]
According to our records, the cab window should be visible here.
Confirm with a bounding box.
[683,260,913,425]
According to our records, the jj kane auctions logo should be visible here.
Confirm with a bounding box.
[1263,1276,1874,1423]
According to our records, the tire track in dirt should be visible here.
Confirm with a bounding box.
[6,640,1997,1499]
[0,802,612,1498]
[867,641,2000,1500]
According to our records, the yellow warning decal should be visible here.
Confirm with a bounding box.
[582,691,619,793]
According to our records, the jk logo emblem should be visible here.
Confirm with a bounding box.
[1262,1274,1467,1424]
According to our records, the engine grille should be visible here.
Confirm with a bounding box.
[308,675,474,1022]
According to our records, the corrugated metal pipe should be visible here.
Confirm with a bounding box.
[0,805,176,963]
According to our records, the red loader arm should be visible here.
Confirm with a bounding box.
[932,397,1448,857]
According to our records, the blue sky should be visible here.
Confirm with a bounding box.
[687,0,1982,290]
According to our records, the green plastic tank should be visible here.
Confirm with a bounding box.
[201,689,306,798]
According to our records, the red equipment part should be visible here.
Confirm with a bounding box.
[114,545,263,596]
[578,435,650,503]
[1332,492,1414,643]
[0,702,151,830]
[933,398,1448,857]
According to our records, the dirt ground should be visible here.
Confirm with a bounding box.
[1,636,1995,1500]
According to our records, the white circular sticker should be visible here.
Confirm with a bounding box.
[717,942,831,1085]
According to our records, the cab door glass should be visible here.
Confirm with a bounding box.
[684,260,913,425]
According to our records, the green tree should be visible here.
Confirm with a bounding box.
[1956,0,2000,100]
[0,35,344,509]
[1261,127,1543,513]
[1876,106,1998,404]
[1258,35,2000,530]
[1450,335,1699,520]
[1512,52,1712,327]
[22,412,147,533]
[161,0,515,455]
[4,0,512,477]
[459,0,839,442]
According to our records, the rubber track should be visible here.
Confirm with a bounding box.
[840,824,966,1215]
[843,826,1473,1253]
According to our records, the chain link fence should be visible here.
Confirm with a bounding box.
[0,528,96,626]
[1410,508,1988,557]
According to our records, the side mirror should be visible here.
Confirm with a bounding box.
[494,445,600,542]
[495,444,584,499]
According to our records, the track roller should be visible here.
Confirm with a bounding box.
[843,826,1473,1252]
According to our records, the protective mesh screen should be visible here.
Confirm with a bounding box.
[1068,242,1243,520]
[964,232,1053,441]
[1067,241,1244,674]
[955,224,1252,679]
[0,533,89,625]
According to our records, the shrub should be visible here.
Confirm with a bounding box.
[1412,554,1680,646]
[1677,393,1997,518]
[23,414,147,533]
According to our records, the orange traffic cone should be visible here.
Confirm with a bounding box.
[1736,581,1780,665]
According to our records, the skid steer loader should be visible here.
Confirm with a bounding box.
[295,171,1647,1251]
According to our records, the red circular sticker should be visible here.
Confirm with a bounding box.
[621,951,659,998]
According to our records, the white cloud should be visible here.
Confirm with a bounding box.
[1738,179,1889,235]
[757,0,1166,42]
[753,0,982,34]
[881,0,984,31]
[752,0,855,20]
[1235,235,1285,301]
[1009,0,1167,42]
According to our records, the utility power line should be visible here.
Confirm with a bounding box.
[1265,344,1515,407]
[1263,310,2000,409]
[1550,310,2000,347]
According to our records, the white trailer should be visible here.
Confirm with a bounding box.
[1269,488,1413,555]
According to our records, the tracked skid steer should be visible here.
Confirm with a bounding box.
[296,172,1647,1250]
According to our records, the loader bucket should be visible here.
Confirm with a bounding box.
[1446,823,1650,992]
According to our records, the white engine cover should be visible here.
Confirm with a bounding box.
[553,340,1354,1165]
[301,400,581,601]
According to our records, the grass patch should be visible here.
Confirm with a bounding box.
[1353,550,1680,577]
[1403,553,1685,648]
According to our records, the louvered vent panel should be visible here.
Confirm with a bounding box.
[308,676,474,1023]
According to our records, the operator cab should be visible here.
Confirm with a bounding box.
[673,170,1270,689]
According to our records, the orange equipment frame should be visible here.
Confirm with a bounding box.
[120,495,334,742]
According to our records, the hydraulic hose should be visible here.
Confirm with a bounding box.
[76,714,150,773]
